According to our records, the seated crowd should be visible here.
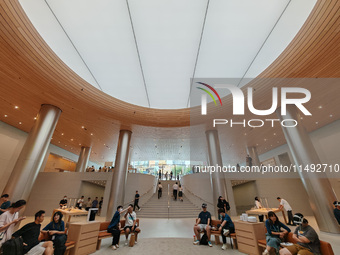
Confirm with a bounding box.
[0,193,337,254]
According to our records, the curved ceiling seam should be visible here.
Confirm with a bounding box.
[186,0,211,108]
[236,0,293,87]
[43,0,103,91]
[126,0,151,108]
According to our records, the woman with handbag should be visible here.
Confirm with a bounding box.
[41,211,67,255]
[0,200,26,248]
[263,211,291,255]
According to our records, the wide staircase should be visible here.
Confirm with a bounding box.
[137,180,201,218]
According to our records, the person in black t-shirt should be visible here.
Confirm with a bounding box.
[12,210,53,255]
[217,196,230,219]
[133,191,141,211]
[193,203,212,247]
[59,196,67,209]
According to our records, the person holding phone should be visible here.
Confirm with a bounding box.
[0,200,26,247]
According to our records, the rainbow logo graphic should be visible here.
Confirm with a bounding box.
[196,82,222,106]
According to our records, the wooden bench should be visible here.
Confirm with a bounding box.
[38,228,75,255]
[258,232,334,255]
[195,219,237,249]
[97,219,140,250]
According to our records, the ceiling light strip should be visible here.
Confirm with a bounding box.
[237,0,292,87]
[186,0,210,108]
[126,0,151,108]
[44,0,103,91]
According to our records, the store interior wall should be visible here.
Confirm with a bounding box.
[44,154,77,172]
[23,172,156,217]
[78,181,105,202]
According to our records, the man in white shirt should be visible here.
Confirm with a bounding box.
[124,205,140,246]
[277,197,296,226]
[172,182,179,201]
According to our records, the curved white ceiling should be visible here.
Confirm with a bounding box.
[19,0,316,109]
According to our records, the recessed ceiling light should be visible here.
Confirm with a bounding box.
[330,114,333,117]
[264,139,267,141]
[34,117,37,120]
[79,143,81,146]
[65,145,67,147]
[4,115,7,117]
[244,133,247,135]
[318,105,323,109]
[71,139,74,141]
[273,133,276,135]
[315,122,319,124]
[61,133,64,136]
[81,126,85,129]
[58,141,60,143]
[19,122,22,124]
[300,117,303,120]
[104,144,105,146]
[91,133,93,136]
[14,106,19,109]
[256,143,258,146]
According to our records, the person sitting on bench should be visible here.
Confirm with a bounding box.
[123,205,140,246]
[193,203,212,247]
[218,208,235,250]
[262,211,290,255]
[108,205,131,250]
[279,213,321,255]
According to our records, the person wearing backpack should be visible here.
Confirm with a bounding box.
[193,203,212,247]
[0,200,26,248]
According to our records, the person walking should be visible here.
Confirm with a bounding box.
[134,191,141,211]
[158,182,163,199]
[172,182,179,201]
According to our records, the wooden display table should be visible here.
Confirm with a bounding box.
[235,220,266,255]
[246,208,287,224]
[51,208,89,223]
[68,221,100,255]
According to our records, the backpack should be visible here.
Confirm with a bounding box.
[2,237,24,255]
[226,202,230,211]
[200,233,208,245]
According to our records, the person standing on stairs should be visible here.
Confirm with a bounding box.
[173,182,179,201]
[158,182,163,199]
[134,191,141,211]
[178,185,183,201]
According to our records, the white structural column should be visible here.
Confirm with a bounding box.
[106,130,132,220]
[75,146,92,172]
[247,146,260,166]
[2,104,61,201]
[277,105,340,233]
[206,130,235,216]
